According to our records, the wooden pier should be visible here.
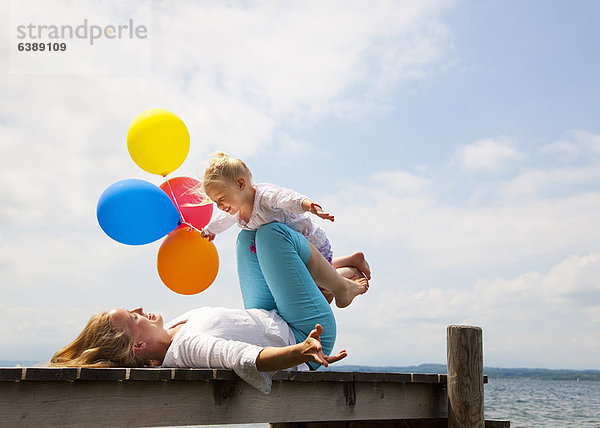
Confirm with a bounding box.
[0,325,510,427]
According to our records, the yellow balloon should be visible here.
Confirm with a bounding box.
[127,109,190,176]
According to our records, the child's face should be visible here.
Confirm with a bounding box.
[206,180,247,216]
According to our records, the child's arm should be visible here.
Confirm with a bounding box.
[260,184,334,222]
[202,209,238,241]
[301,198,335,222]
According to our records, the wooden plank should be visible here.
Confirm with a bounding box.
[271,420,449,427]
[411,374,440,383]
[24,368,79,381]
[128,368,173,381]
[353,372,386,382]
[0,368,22,381]
[172,368,215,381]
[212,368,240,380]
[78,368,128,381]
[0,378,447,427]
[0,367,465,384]
[289,371,354,382]
[270,420,509,427]
[273,371,292,381]
[485,421,510,428]
[382,373,413,383]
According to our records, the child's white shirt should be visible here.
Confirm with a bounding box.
[161,307,309,394]
[205,182,329,249]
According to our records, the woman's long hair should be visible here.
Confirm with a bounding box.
[49,312,145,368]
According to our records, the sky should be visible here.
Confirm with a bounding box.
[1,0,599,370]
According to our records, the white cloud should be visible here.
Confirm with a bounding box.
[332,130,600,271]
[258,132,316,167]
[499,166,600,198]
[541,139,581,162]
[151,0,455,120]
[330,182,600,275]
[540,129,600,162]
[569,129,600,155]
[454,138,521,173]
[336,252,600,369]
[370,170,429,194]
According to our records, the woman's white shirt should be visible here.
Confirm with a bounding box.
[160,307,309,393]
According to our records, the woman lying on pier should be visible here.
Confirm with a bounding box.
[50,223,369,393]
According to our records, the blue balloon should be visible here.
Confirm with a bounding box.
[97,179,181,245]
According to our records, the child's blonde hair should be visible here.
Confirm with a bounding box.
[202,151,253,192]
[49,312,146,368]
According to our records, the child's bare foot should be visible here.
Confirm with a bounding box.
[334,276,368,308]
[336,266,364,281]
[335,251,371,280]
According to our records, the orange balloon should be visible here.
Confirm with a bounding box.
[157,228,219,295]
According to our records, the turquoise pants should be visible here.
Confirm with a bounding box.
[236,223,336,368]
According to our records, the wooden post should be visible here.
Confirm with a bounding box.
[447,325,484,428]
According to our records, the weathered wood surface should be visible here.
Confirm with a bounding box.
[0,367,459,383]
[0,368,452,427]
[447,325,485,428]
[271,420,509,428]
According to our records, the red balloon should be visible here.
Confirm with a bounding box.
[160,177,213,231]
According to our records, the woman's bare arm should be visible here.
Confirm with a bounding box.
[255,324,347,371]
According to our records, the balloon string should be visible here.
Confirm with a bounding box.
[163,178,205,234]
[180,220,200,231]
[164,178,188,226]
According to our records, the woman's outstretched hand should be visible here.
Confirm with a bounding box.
[256,324,347,371]
[301,324,347,367]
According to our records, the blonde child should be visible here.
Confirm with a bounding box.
[201,152,371,307]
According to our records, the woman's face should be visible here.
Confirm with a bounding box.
[108,307,167,356]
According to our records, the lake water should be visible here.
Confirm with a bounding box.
[485,378,600,427]
[196,378,600,428]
